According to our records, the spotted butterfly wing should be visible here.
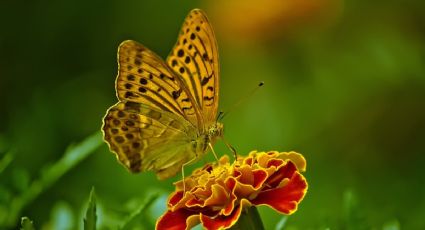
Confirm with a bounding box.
[103,101,198,179]
[102,9,221,179]
[167,9,220,129]
[115,40,201,126]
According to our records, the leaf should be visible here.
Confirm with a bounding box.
[5,132,103,228]
[342,189,367,229]
[275,216,288,230]
[119,192,160,230]
[20,217,35,230]
[84,188,97,230]
[0,152,13,175]
[12,168,31,193]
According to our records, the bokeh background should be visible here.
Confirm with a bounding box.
[1,0,424,229]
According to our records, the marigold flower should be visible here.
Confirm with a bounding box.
[156,150,308,230]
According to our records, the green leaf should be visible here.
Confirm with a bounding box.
[20,217,35,230]
[342,189,368,229]
[119,192,160,230]
[12,168,31,193]
[0,152,13,174]
[275,216,288,230]
[5,132,103,227]
[84,188,97,230]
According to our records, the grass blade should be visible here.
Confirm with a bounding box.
[275,216,288,230]
[0,152,13,174]
[84,187,97,230]
[120,193,160,230]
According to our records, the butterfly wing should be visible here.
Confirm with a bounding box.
[166,9,220,130]
[116,40,202,128]
[103,9,221,179]
[102,101,197,179]
[103,40,206,179]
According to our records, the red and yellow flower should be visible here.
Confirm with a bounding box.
[156,151,308,230]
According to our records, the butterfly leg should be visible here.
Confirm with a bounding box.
[222,137,238,160]
[181,156,197,193]
[208,143,219,162]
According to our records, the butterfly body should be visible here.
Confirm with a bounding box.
[192,122,223,155]
[102,9,222,180]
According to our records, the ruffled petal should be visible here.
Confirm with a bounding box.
[252,172,308,214]
[201,199,251,230]
[278,151,307,172]
[265,161,297,188]
[156,209,198,230]
[204,184,229,207]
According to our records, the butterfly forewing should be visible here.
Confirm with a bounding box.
[117,40,201,127]
[166,9,220,129]
[103,101,197,179]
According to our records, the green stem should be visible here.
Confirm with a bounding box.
[230,206,265,230]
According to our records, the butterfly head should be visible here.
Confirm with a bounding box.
[208,122,224,141]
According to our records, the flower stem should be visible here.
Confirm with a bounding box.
[230,206,265,230]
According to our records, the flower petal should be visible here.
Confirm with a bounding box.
[278,151,307,172]
[252,172,308,214]
[204,184,229,207]
[156,209,198,230]
[169,191,183,206]
[201,199,251,230]
[266,161,297,188]
[222,177,238,216]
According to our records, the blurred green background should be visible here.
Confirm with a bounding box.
[1,0,424,229]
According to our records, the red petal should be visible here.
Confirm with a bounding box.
[200,201,243,230]
[169,191,184,206]
[223,177,238,215]
[156,209,197,230]
[252,172,307,214]
[252,169,268,189]
[244,157,253,166]
[266,161,297,188]
[267,158,284,168]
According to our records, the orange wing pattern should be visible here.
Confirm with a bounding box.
[166,9,220,130]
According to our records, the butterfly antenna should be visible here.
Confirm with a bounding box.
[220,81,264,120]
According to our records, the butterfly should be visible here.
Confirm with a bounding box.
[102,9,223,180]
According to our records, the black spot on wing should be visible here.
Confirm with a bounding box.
[201,74,213,86]
[140,78,148,85]
[203,96,214,101]
[172,90,181,99]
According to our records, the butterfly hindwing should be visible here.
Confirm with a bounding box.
[102,101,197,179]
[166,9,220,129]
